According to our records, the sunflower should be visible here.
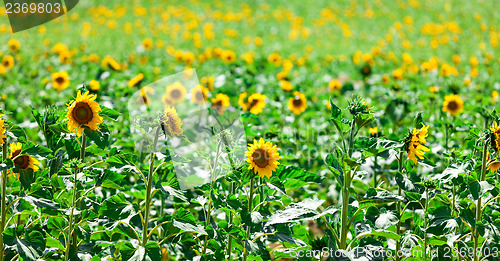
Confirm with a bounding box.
[161,106,183,137]
[246,138,281,179]
[101,55,121,70]
[442,94,464,116]
[191,85,208,105]
[201,76,215,91]
[222,50,236,64]
[268,53,282,66]
[280,80,293,91]
[0,114,6,145]
[490,121,500,151]
[487,158,500,173]
[66,91,103,137]
[8,143,39,175]
[288,91,308,115]
[128,73,144,87]
[164,82,187,105]
[89,80,100,91]
[239,93,266,115]
[211,93,230,115]
[2,55,14,69]
[137,86,154,105]
[329,80,342,91]
[405,124,430,164]
[142,38,153,50]
[8,39,20,52]
[51,71,70,91]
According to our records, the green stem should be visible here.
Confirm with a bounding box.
[424,189,429,261]
[0,142,8,261]
[243,177,255,261]
[202,141,222,255]
[474,139,488,261]
[142,127,161,247]
[65,167,78,261]
[226,181,234,260]
[396,150,404,261]
[340,119,356,249]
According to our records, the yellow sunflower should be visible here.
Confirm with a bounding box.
[191,85,208,105]
[51,71,70,91]
[288,91,308,115]
[222,50,236,64]
[161,107,183,137]
[128,73,144,87]
[246,138,281,179]
[165,82,187,104]
[89,80,100,91]
[268,53,282,66]
[211,93,230,115]
[239,93,266,115]
[490,121,500,151]
[0,114,6,145]
[405,124,430,164]
[8,39,20,52]
[442,94,464,116]
[8,143,39,176]
[201,76,215,91]
[66,91,103,137]
[329,80,342,91]
[2,55,14,69]
[280,80,293,91]
[101,55,121,71]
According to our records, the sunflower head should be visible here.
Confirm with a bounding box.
[487,158,500,173]
[66,91,104,137]
[51,71,70,92]
[211,93,230,115]
[0,114,7,145]
[165,82,187,104]
[239,93,266,115]
[246,138,281,179]
[2,55,15,69]
[442,94,464,116]
[128,73,144,88]
[161,106,183,137]
[191,85,208,105]
[288,91,307,115]
[329,80,342,91]
[8,142,39,176]
[404,124,430,164]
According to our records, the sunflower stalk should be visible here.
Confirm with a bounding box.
[474,136,488,261]
[395,150,404,261]
[0,142,8,261]
[340,118,356,249]
[142,126,161,247]
[65,165,79,261]
[243,177,255,261]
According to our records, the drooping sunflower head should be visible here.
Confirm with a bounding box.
[404,124,430,164]
[161,106,183,137]
[165,82,187,104]
[66,91,104,137]
[191,85,208,105]
[487,158,500,173]
[490,121,500,151]
[8,142,39,175]
[0,114,7,145]
[211,93,230,115]
[288,91,308,115]
[246,138,281,179]
[442,94,464,116]
[137,86,154,105]
[51,71,70,92]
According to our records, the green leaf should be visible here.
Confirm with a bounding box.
[355,113,374,130]
[469,181,494,200]
[84,123,111,149]
[100,106,121,121]
[413,112,423,129]
[0,159,13,171]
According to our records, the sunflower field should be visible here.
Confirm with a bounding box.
[1,0,500,260]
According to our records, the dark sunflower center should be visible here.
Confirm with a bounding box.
[73,102,94,124]
[2,60,9,67]
[171,89,181,99]
[249,99,259,109]
[252,148,270,168]
[195,91,205,101]
[14,155,30,170]
[55,76,65,84]
[292,97,303,107]
[213,100,222,107]
[447,101,458,111]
